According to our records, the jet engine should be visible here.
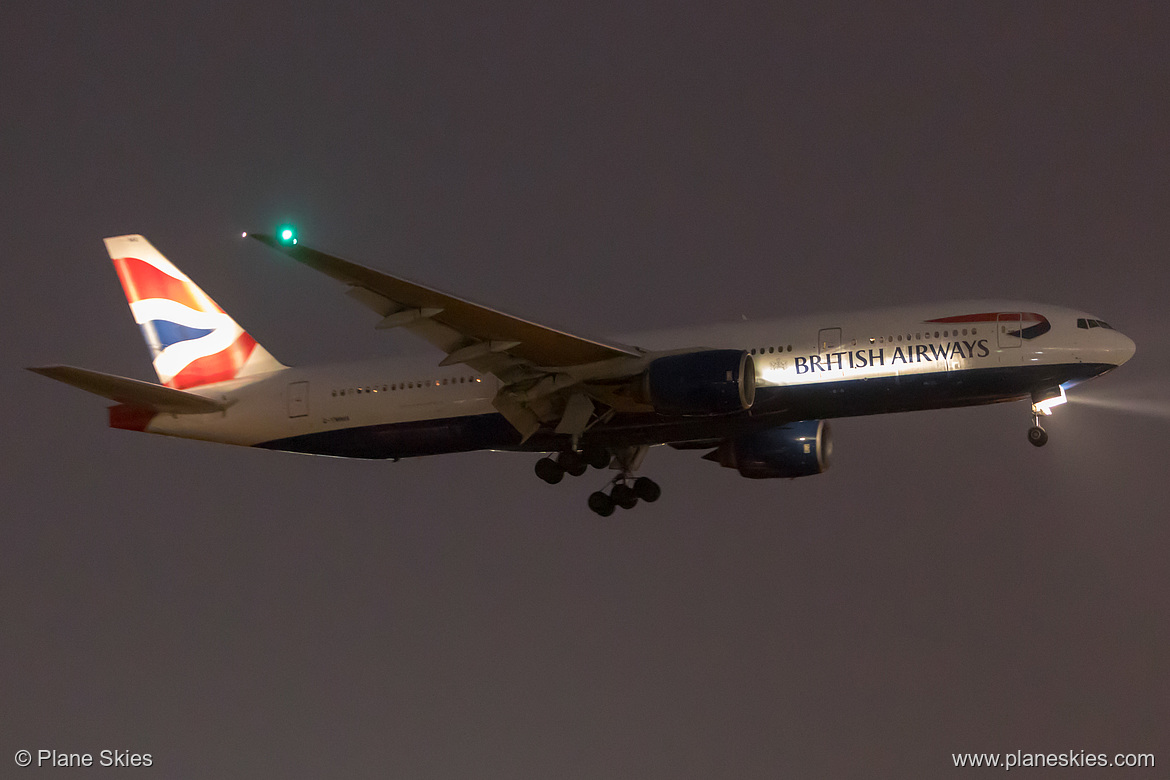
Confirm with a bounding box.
[643,349,755,416]
[703,420,831,479]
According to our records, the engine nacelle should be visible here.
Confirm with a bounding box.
[704,420,832,479]
[643,349,756,416]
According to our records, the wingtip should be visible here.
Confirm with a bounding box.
[246,233,293,252]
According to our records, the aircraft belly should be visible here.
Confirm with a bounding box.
[256,411,521,458]
[250,362,1114,459]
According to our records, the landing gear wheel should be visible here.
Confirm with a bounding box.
[1027,425,1049,447]
[584,448,611,469]
[610,483,638,510]
[632,477,661,502]
[535,456,565,484]
[557,451,588,477]
[588,491,615,517]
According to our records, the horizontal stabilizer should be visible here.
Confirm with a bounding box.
[27,365,231,414]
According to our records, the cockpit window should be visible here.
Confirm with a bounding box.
[1087,319,1099,328]
[1077,318,1088,329]
[1097,320,1114,329]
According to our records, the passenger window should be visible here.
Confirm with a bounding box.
[787,345,792,352]
[934,331,939,338]
[962,329,968,336]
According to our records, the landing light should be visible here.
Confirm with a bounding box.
[1033,386,1068,416]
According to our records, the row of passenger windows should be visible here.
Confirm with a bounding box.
[869,328,976,344]
[750,328,978,358]
[332,375,482,397]
[1077,318,1113,329]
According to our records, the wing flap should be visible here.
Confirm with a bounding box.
[28,365,231,414]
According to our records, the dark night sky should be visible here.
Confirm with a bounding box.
[3,3,1168,776]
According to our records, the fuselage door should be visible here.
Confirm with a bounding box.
[818,327,842,354]
[287,381,309,418]
[997,313,1022,349]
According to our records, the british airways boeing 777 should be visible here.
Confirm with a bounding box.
[30,231,1136,515]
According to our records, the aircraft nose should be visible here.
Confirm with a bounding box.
[1114,331,1137,365]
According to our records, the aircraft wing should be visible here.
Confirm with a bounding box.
[247,234,640,367]
[27,365,232,414]
[248,233,649,439]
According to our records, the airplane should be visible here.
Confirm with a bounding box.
[29,230,1136,515]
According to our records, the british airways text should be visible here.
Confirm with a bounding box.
[793,339,990,374]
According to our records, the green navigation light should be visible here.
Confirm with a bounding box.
[277,226,298,245]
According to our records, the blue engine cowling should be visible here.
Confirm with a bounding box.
[703,420,832,479]
[644,349,756,416]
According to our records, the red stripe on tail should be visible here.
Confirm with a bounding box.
[111,256,224,312]
[167,331,257,389]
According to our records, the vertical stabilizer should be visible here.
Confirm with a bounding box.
[105,235,285,389]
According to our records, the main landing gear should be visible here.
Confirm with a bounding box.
[586,475,662,517]
[534,448,608,484]
[534,446,661,515]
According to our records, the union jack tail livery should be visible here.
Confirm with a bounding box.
[106,235,285,389]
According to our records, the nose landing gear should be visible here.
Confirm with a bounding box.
[1027,414,1049,447]
[1028,386,1066,447]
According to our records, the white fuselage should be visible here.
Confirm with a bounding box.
[134,299,1135,457]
